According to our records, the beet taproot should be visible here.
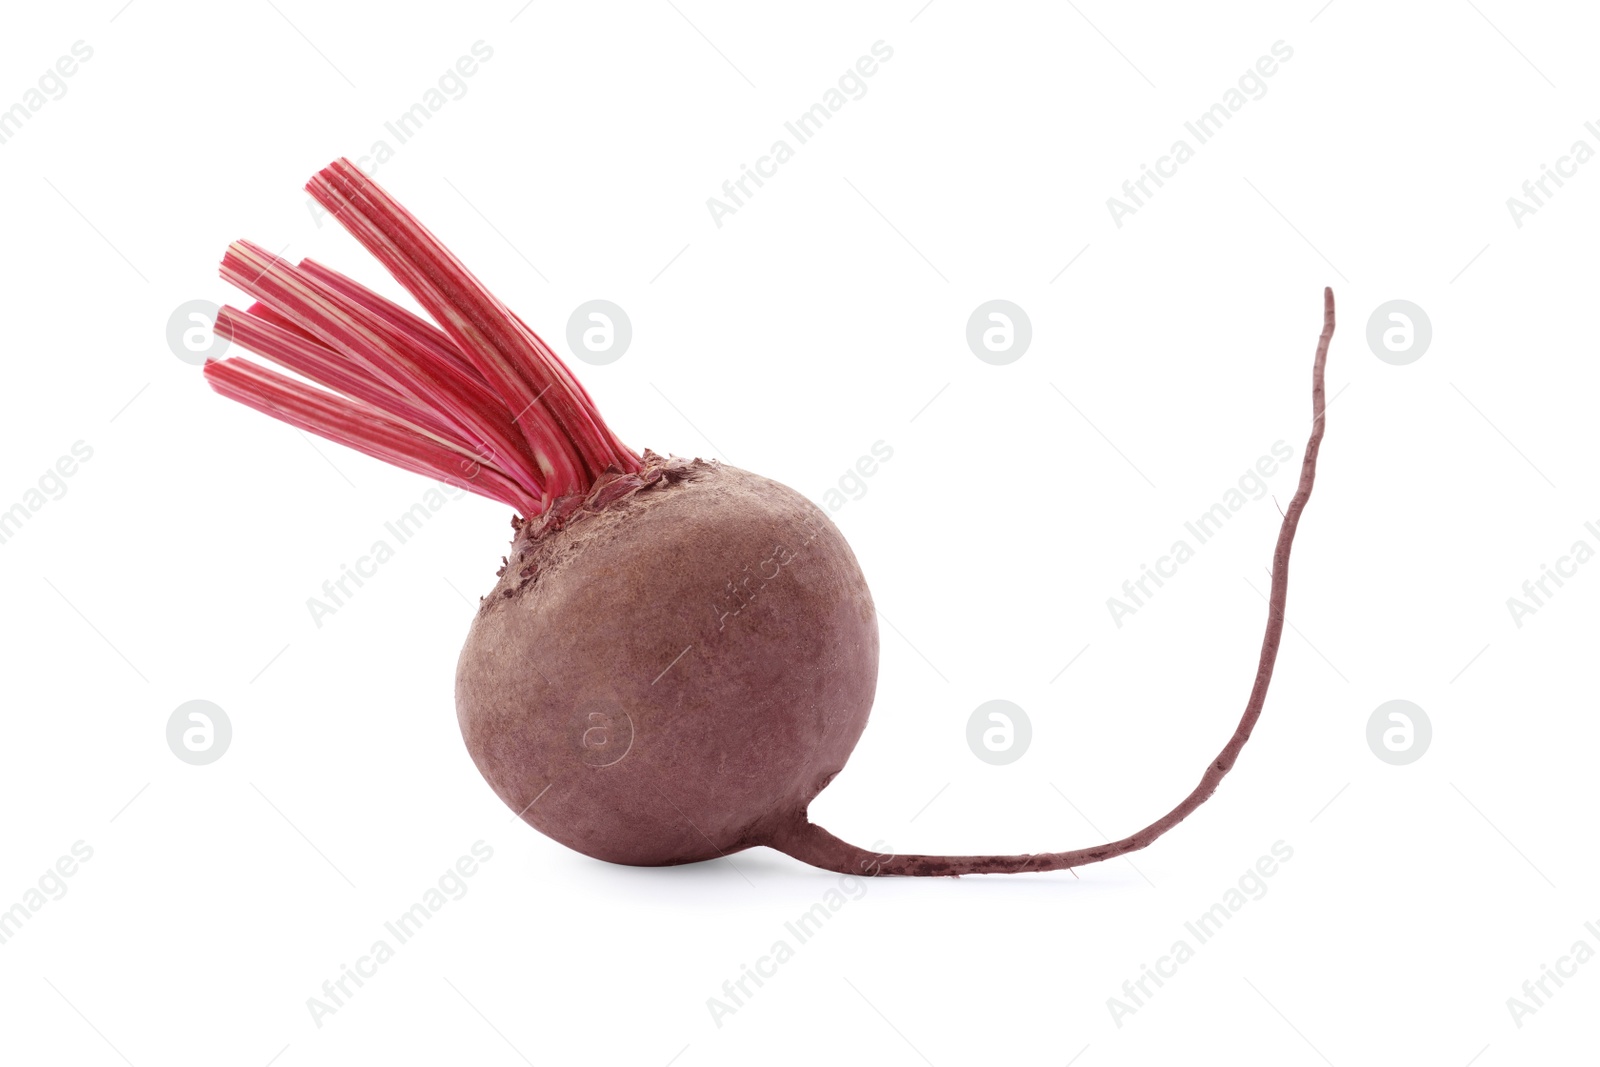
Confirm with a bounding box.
[457,456,878,866]
[204,160,1334,877]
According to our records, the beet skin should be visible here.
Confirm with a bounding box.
[455,456,879,866]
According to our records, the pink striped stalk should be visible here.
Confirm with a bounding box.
[204,164,639,519]
[305,159,639,486]
[214,305,467,446]
[219,240,545,492]
[296,258,488,389]
[206,358,536,511]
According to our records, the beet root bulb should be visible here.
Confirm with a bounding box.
[455,456,879,866]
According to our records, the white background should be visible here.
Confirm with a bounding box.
[1,1,1596,1064]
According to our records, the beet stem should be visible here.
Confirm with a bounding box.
[204,161,642,518]
[771,288,1336,877]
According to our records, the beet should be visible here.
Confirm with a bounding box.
[457,456,878,865]
[205,160,1335,877]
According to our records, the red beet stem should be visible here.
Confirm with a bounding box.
[770,287,1337,877]
[220,239,547,494]
[204,161,640,518]
[215,305,464,445]
[296,257,491,389]
[206,358,537,510]
[305,160,640,491]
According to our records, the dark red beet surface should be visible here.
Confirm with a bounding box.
[456,456,880,866]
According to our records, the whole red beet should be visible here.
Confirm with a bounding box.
[205,160,1334,878]
[456,456,879,866]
